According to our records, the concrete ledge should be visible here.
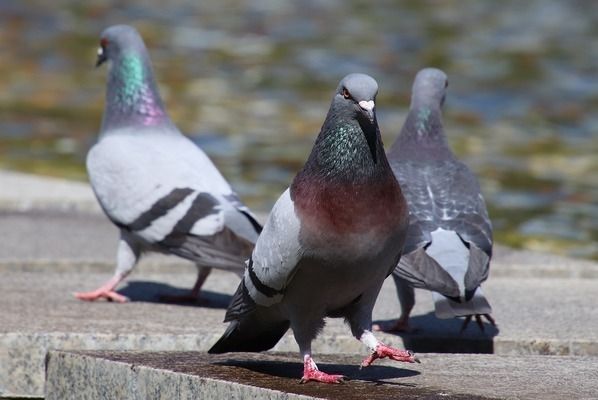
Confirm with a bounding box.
[45,350,598,400]
[0,170,100,213]
[2,253,598,397]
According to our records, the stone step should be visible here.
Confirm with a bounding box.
[2,259,598,398]
[45,350,598,400]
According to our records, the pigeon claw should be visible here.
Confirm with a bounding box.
[460,314,497,333]
[300,370,345,384]
[361,343,418,368]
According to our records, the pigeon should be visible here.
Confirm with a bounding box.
[74,25,261,303]
[379,68,495,333]
[209,73,418,384]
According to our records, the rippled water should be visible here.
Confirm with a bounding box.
[0,0,596,259]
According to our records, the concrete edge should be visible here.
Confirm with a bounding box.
[45,351,317,400]
[2,255,596,279]
[3,329,597,397]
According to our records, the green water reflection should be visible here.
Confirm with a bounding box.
[0,0,596,259]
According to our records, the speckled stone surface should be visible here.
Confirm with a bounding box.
[46,351,598,400]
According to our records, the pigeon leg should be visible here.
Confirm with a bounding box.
[359,331,419,368]
[159,266,212,303]
[74,235,138,303]
[300,354,345,384]
[373,275,414,332]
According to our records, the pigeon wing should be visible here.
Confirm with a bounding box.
[225,188,302,321]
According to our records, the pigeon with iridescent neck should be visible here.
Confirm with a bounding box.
[377,68,495,333]
[75,25,261,303]
[209,73,418,384]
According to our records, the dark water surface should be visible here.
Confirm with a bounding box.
[0,0,596,259]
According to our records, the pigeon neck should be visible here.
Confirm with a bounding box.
[101,52,172,133]
[293,105,393,188]
[389,105,452,158]
[291,106,406,236]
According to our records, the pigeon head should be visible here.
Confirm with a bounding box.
[96,25,147,67]
[294,72,395,191]
[322,73,380,162]
[96,25,171,132]
[388,67,452,161]
[411,68,448,109]
[334,73,379,124]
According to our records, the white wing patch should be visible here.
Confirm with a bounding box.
[426,228,469,299]
[135,191,197,242]
[190,206,225,236]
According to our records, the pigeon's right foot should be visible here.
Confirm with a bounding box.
[460,314,496,333]
[74,289,129,303]
[300,356,345,384]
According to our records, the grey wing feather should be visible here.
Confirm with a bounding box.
[395,248,461,297]
[225,188,303,320]
[392,158,492,290]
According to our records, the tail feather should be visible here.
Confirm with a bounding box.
[432,287,491,319]
[209,314,290,354]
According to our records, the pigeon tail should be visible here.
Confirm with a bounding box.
[208,313,290,354]
[432,287,492,319]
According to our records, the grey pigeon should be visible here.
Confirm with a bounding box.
[75,25,261,303]
[381,68,494,332]
[209,73,418,384]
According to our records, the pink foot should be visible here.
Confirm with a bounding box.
[361,343,419,368]
[300,357,345,384]
[74,289,128,303]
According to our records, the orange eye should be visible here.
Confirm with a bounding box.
[342,88,351,99]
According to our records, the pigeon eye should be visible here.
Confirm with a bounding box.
[445,80,449,88]
[342,88,351,99]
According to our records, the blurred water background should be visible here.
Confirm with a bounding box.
[0,0,596,259]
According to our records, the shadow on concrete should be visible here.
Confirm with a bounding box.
[374,312,499,354]
[216,358,420,384]
[118,280,232,309]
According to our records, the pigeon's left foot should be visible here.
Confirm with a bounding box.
[361,343,419,368]
[460,314,496,333]
[159,266,211,304]
[74,289,129,303]
[74,276,128,303]
[300,356,345,384]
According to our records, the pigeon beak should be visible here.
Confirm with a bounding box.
[96,47,107,68]
[358,100,375,122]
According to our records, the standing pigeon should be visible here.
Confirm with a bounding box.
[209,73,418,384]
[75,25,261,303]
[380,68,494,332]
